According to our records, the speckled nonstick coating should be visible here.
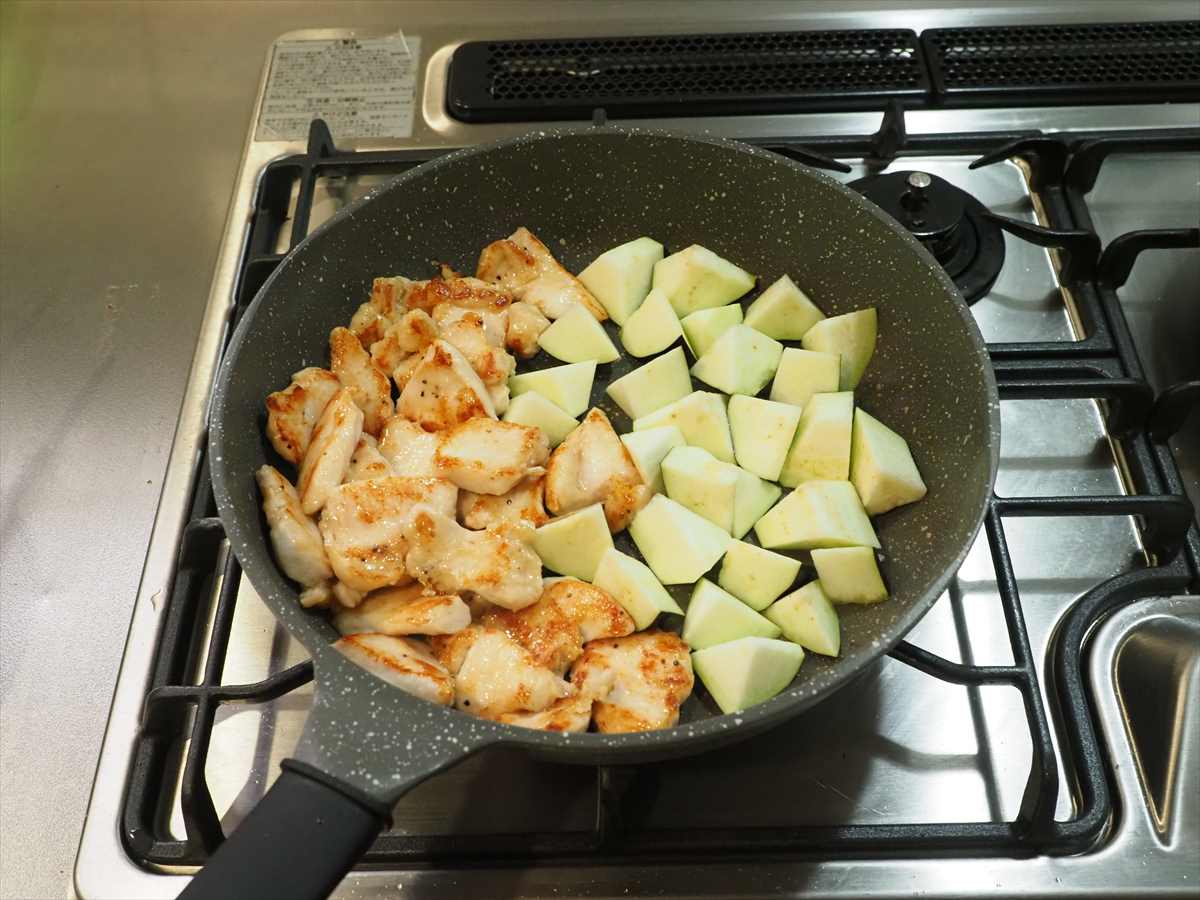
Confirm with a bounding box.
[209,128,999,803]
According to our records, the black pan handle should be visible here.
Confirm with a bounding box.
[180,759,392,900]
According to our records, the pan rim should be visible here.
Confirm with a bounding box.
[209,125,1001,757]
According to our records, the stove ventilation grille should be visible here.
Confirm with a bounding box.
[923,20,1200,105]
[447,29,929,122]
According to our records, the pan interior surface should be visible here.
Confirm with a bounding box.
[210,129,998,759]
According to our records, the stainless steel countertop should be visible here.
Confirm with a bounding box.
[3,2,1197,898]
[0,4,465,896]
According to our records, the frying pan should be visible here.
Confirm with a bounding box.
[186,128,999,899]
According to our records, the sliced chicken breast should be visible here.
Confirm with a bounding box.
[432,302,508,349]
[496,693,594,733]
[332,582,366,609]
[458,475,549,530]
[453,629,574,718]
[345,434,393,482]
[391,354,423,393]
[256,465,333,588]
[478,591,582,676]
[299,582,334,609]
[318,476,457,593]
[427,624,482,675]
[571,631,694,733]
[330,326,394,437]
[264,367,342,465]
[439,312,516,386]
[406,276,512,317]
[477,578,634,677]
[396,340,496,431]
[504,301,550,359]
[334,633,454,706]
[403,508,543,610]
[298,387,363,515]
[543,578,635,643]
[487,382,510,416]
[369,308,438,373]
[435,418,549,495]
[378,416,440,477]
[333,583,471,636]
[349,275,424,347]
[476,227,607,321]
[476,237,536,295]
[543,407,651,531]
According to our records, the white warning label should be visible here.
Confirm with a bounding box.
[256,35,422,141]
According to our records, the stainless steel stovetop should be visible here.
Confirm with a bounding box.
[76,5,1199,898]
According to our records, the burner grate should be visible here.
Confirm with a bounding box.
[120,120,1200,871]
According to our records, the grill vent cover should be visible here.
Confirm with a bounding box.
[923,20,1200,104]
[447,30,929,122]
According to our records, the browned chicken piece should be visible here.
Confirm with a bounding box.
[602,478,654,535]
[432,302,508,349]
[488,383,510,416]
[298,388,363,515]
[349,276,425,347]
[391,354,423,393]
[544,408,652,531]
[504,301,551,358]
[345,434,393,482]
[496,693,594,733]
[464,593,496,619]
[476,227,607,321]
[333,583,471,636]
[508,227,610,321]
[453,628,574,718]
[332,581,366,609]
[330,326,394,437]
[458,474,549,530]
[427,624,482,674]
[477,578,634,677]
[403,508,543,610]
[396,340,496,431]
[571,631,694,733]
[299,582,334,609]
[369,332,406,378]
[318,476,457,593]
[369,308,438,373]
[378,416,440,477]
[406,275,512,317]
[334,633,454,706]
[264,367,342,465]
[256,465,333,589]
[435,418,549,495]
[543,578,635,643]
[476,238,532,294]
[439,312,516,386]
[402,278,514,390]
[478,591,581,676]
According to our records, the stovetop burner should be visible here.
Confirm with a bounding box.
[851,169,1005,303]
[73,18,1200,892]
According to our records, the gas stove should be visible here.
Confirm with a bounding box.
[76,8,1199,899]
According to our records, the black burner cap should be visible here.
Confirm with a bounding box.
[850,170,1005,304]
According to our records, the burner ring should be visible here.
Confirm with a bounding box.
[938,210,980,279]
[954,205,1005,302]
[850,170,1006,304]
